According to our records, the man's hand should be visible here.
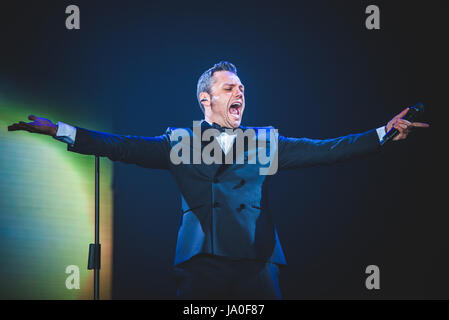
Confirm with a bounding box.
[385,108,430,141]
[8,115,58,137]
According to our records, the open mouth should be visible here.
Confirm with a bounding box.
[229,101,242,119]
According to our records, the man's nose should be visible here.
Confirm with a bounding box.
[234,88,243,99]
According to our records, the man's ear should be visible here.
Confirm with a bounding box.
[199,92,211,108]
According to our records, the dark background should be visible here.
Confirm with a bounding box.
[1,0,447,299]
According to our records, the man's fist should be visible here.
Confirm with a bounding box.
[8,115,58,137]
[385,108,430,141]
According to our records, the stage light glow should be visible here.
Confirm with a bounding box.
[0,101,113,299]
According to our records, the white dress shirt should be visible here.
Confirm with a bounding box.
[53,121,387,152]
[203,120,237,155]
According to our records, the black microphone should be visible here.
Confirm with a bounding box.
[380,102,425,146]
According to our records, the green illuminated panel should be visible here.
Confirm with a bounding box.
[0,99,113,299]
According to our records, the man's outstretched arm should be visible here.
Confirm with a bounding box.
[8,115,171,169]
[277,108,430,170]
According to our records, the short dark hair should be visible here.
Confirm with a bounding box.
[196,61,238,114]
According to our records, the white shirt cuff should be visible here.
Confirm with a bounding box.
[53,121,77,146]
[376,126,386,142]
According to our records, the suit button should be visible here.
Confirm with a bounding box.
[239,203,246,209]
[213,202,220,208]
[213,177,219,183]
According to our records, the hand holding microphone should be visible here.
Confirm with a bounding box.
[380,102,430,145]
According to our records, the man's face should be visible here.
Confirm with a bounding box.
[205,71,245,128]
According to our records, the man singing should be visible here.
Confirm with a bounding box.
[8,61,429,299]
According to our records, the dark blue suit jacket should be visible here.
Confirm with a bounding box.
[67,120,381,266]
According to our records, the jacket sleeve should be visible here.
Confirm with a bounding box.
[277,128,382,170]
[67,127,171,169]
